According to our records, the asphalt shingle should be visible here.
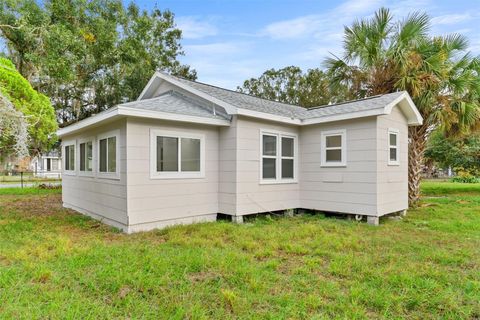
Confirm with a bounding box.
[120,90,230,120]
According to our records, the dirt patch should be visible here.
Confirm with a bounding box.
[0,194,63,217]
[187,271,222,283]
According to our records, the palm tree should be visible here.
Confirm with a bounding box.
[325,8,480,205]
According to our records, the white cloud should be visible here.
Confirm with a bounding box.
[176,16,218,39]
[431,13,472,25]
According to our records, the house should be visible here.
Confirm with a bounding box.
[57,72,423,233]
[30,151,62,178]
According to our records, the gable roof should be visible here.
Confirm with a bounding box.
[58,72,423,138]
[119,90,230,121]
[139,72,423,126]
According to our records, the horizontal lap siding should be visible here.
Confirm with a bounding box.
[126,118,219,225]
[300,117,378,215]
[235,116,300,215]
[62,119,128,225]
[376,106,409,215]
[218,117,237,214]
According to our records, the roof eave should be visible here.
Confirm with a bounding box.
[57,107,120,138]
[384,92,423,126]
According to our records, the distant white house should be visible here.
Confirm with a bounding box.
[57,72,423,233]
[31,151,62,178]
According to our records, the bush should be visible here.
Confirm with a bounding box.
[451,171,480,183]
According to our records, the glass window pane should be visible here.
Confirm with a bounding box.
[108,137,116,172]
[86,141,93,171]
[157,136,178,172]
[69,146,75,170]
[181,138,200,172]
[326,135,342,148]
[99,139,107,172]
[390,148,397,161]
[282,159,294,179]
[80,143,85,171]
[326,149,342,162]
[282,137,294,157]
[262,158,276,179]
[389,133,397,146]
[65,147,69,170]
[262,135,277,156]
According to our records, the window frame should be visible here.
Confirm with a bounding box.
[320,129,347,167]
[259,129,298,184]
[150,129,205,179]
[78,137,95,176]
[63,140,76,175]
[97,130,120,180]
[388,128,400,166]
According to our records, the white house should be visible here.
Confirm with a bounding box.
[30,151,62,178]
[57,72,423,233]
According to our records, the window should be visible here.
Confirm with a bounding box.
[79,141,93,172]
[321,129,346,167]
[150,129,204,179]
[261,130,297,183]
[388,129,399,165]
[97,130,119,178]
[64,144,75,172]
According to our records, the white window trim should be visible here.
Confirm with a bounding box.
[388,128,400,166]
[62,140,76,175]
[150,129,205,179]
[320,129,347,167]
[97,129,120,180]
[259,129,298,185]
[78,137,95,177]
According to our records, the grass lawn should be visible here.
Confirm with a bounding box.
[0,182,479,319]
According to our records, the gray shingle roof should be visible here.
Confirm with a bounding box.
[166,74,405,121]
[171,75,308,118]
[301,92,405,120]
[120,90,230,120]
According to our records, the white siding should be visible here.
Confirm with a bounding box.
[61,119,128,229]
[376,105,409,215]
[218,116,237,214]
[235,116,300,215]
[126,118,219,226]
[299,117,378,215]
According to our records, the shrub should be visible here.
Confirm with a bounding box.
[451,170,480,183]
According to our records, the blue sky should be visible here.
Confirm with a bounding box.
[129,0,480,89]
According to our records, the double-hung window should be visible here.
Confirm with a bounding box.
[98,130,119,177]
[388,129,399,165]
[150,129,205,179]
[321,129,346,167]
[261,130,297,183]
[79,139,93,174]
[64,143,75,173]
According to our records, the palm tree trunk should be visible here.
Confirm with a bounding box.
[408,125,428,205]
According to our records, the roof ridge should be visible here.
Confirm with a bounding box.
[159,71,308,111]
[307,91,404,111]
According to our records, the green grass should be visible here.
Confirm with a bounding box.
[0,187,62,196]
[0,181,479,319]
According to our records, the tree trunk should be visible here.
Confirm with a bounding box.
[408,125,428,206]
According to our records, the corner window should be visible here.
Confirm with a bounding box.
[79,141,93,172]
[64,144,75,172]
[261,130,297,183]
[321,129,346,167]
[150,129,204,179]
[97,130,119,178]
[388,129,399,165]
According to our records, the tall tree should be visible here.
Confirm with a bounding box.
[238,66,342,108]
[0,0,196,125]
[324,8,480,204]
[0,57,57,158]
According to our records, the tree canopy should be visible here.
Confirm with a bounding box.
[425,130,480,177]
[0,57,57,158]
[0,0,196,125]
[238,66,343,108]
